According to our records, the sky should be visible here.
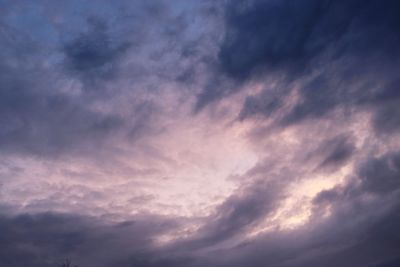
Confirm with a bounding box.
[0,0,400,266]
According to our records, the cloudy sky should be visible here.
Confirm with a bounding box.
[1,0,400,266]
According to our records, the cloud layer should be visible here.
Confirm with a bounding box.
[1,0,400,266]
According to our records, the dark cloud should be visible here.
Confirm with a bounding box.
[63,17,131,85]
[0,12,159,157]
[315,150,400,205]
[372,101,400,134]
[202,200,400,267]
[194,75,242,113]
[238,86,284,120]
[200,0,400,133]
[359,152,400,195]
[280,64,400,127]
[1,1,400,266]
[219,0,325,78]
[282,75,338,124]
[317,134,356,169]
[178,179,284,250]
[219,0,400,77]
[369,258,400,267]
[0,57,125,156]
[0,211,181,267]
[206,153,400,267]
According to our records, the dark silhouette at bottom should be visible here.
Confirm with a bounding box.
[61,259,77,267]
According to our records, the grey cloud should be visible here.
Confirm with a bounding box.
[359,152,400,195]
[282,75,337,125]
[194,75,242,113]
[210,177,400,267]
[196,0,337,108]
[372,101,400,134]
[369,258,400,267]
[365,78,400,132]
[186,150,400,267]
[219,0,326,78]
[0,56,125,157]
[314,150,400,204]
[63,17,131,84]
[199,0,400,135]
[1,1,400,266]
[219,0,400,78]
[191,180,283,248]
[317,134,356,169]
[0,7,162,158]
[0,211,181,267]
[238,87,284,121]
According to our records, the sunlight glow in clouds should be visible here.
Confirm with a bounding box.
[1,97,259,219]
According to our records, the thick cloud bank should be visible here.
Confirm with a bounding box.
[1,0,399,266]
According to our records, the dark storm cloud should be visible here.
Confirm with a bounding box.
[370,258,400,267]
[0,211,182,267]
[219,0,400,77]
[238,87,284,120]
[194,76,242,113]
[317,134,355,169]
[314,151,400,207]
[2,0,400,266]
[216,204,400,267]
[372,101,400,134]
[63,17,131,84]
[366,78,400,132]
[176,179,284,250]
[202,152,400,267]
[3,159,398,267]
[280,65,400,127]
[359,152,400,195]
[219,0,325,78]
[281,75,338,124]
[199,0,400,133]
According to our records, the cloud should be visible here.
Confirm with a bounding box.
[1,1,400,266]
[359,152,400,195]
[317,134,356,169]
[219,0,325,78]
[0,55,108,157]
[200,151,400,267]
[62,17,131,84]
[219,0,400,77]
[0,55,126,157]
[175,179,284,251]
[0,211,181,267]
[196,0,400,134]
[0,5,167,158]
